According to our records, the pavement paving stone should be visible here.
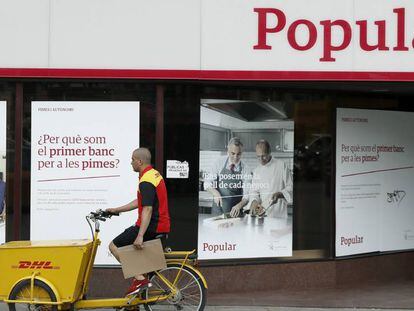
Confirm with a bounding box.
[0,306,406,311]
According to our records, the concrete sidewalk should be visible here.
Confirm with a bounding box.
[68,308,412,311]
[3,281,414,310]
[0,305,409,310]
[207,281,414,310]
[205,308,409,311]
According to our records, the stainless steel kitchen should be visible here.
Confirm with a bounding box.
[198,98,294,260]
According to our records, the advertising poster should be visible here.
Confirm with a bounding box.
[0,101,6,244]
[336,108,414,256]
[198,101,294,260]
[31,101,140,264]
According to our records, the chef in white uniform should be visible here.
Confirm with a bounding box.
[249,139,293,218]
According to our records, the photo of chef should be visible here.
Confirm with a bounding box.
[0,101,6,244]
[198,99,294,260]
[249,139,293,218]
[204,137,251,218]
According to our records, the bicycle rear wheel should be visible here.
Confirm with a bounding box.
[143,264,206,311]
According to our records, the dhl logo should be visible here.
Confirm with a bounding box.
[11,261,60,270]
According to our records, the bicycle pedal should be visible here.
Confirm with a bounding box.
[126,283,152,298]
[126,295,137,304]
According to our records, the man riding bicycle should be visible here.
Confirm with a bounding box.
[106,147,170,296]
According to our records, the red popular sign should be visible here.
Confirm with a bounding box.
[254,7,409,62]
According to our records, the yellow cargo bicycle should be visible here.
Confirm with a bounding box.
[0,210,207,310]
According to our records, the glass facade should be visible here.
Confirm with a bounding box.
[2,80,414,264]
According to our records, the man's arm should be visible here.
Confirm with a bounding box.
[206,187,222,207]
[204,158,222,206]
[106,199,138,214]
[230,198,249,217]
[270,162,293,205]
[230,164,252,217]
[134,205,152,249]
[249,199,264,216]
[133,181,156,249]
[248,169,262,214]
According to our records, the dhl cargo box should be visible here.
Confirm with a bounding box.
[0,239,93,302]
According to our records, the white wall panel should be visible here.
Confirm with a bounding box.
[49,0,200,69]
[0,0,49,68]
[2,0,414,73]
[352,0,414,71]
[201,0,354,71]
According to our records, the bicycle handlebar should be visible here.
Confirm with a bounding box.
[89,209,119,221]
[86,209,119,239]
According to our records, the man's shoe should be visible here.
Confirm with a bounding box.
[126,278,152,296]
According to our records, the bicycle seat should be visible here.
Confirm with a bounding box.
[154,233,170,252]
[155,233,168,240]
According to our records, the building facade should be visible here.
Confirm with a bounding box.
[1,0,414,300]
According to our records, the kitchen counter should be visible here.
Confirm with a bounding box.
[198,213,292,260]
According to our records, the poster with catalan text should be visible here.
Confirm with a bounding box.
[336,108,414,256]
[31,101,140,265]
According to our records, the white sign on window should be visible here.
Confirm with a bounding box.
[166,160,189,179]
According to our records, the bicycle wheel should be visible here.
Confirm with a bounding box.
[143,264,206,311]
[8,279,58,311]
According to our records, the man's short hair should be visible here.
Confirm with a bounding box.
[256,139,271,154]
[227,137,243,148]
[133,147,152,164]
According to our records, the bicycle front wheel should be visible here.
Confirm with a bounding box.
[143,264,206,311]
[8,279,58,311]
